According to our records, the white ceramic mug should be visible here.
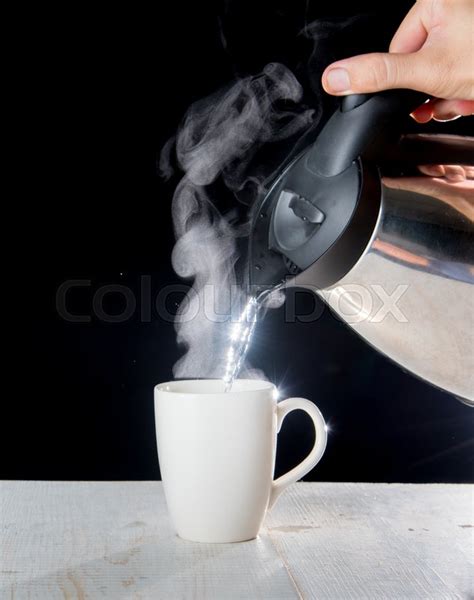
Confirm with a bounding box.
[154,379,327,543]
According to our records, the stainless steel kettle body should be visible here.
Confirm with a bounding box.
[292,176,474,403]
[249,90,474,403]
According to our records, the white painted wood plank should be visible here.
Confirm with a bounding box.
[1,481,472,599]
[1,481,298,600]
[265,482,474,600]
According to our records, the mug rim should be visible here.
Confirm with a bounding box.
[155,378,275,396]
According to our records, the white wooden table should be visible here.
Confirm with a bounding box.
[1,481,472,599]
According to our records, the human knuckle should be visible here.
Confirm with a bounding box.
[372,55,393,88]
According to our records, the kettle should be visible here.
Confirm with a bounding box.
[249,90,474,404]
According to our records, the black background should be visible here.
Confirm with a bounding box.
[4,1,473,482]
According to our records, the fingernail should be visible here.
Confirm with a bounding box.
[326,68,351,92]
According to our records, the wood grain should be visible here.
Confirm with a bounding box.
[264,482,473,599]
[1,482,472,599]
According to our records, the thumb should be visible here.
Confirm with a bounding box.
[322,51,431,95]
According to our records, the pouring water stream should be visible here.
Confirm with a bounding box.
[223,289,275,391]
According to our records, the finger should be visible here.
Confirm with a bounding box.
[432,99,474,121]
[389,2,428,53]
[411,98,474,122]
[419,165,473,182]
[322,50,430,95]
[442,165,468,182]
[411,101,436,123]
[464,166,474,180]
[418,164,446,177]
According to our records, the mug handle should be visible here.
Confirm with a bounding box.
[268,398,327,510]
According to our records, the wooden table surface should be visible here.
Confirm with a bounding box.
[1,481,472,599]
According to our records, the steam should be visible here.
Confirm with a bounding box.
[160,63,314,379]
[158,12,380,380]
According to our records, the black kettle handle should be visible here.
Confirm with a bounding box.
[306,89,428,177]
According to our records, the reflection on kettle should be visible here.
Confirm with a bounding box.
[374,176,473,285]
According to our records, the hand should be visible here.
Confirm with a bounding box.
[321,0,474,122]
[417,164,474,182]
